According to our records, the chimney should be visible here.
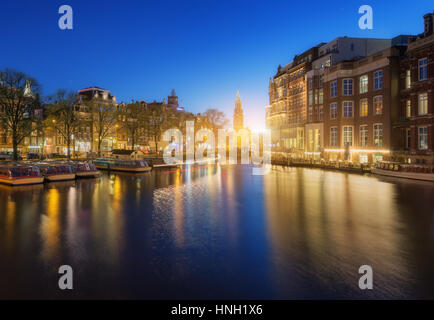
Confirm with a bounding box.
[423,11,434,37]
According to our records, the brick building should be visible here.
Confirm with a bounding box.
[394,12,434,164]
[322,46,406,162]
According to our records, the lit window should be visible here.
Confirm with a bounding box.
[360,75,368,94]
[314,90,318,104]
[360,125,368,147]
[374,96,383,115]
[405,69,411,89]
[343,101,353,118]
[360,99,368,117]
[330,127,338,146]
[419,58,428,81]
[330,81,337,98]
[406,100,411,118]
[319,89,323,104]
[374,124,383,147]
[374,70,383,90]
[343,79,353,95]
[418,93,428,115]
[418,127,428,150]
[308,90,313,105]
[330,103,338,119]
[343,126,353,146]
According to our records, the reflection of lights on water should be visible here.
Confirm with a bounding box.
[163,164,217,175]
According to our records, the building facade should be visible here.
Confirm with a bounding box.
[266,46,320,157]
[266,37,393,160]
[394,12,434,165]
[323,46,404,163]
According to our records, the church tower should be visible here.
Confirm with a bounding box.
[233,90,244,131]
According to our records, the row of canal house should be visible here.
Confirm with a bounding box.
[266,11,434,164]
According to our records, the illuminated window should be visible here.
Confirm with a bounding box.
[343,101,353,118]
[330,103,338,119]
[319,89,323,104]
[359,75,368,94]
[419,58,428,80]
[419,127,428,150]
[343,126,353,146]
[374,70,383,90]
[360,125,368,147]
[405,69,411,89]
[330,127,338,146]
[360,99,368,117]
[343,79,353,96]
[406,100,411,118]
[308,90,313,105]
[418,93,428,115]
[374,96,383,115]
[374,124,383,147]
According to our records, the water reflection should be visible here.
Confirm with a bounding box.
[0,165,434,299]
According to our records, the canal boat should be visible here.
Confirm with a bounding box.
[372,162,434,182]
[94,158,152,172]
[36,163,76,182]
[0,164,44,186]
[70,161,101,178]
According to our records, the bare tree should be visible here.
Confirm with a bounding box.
[45,89,79,159]
[201,108,228,132]
[145,106,167,154]
[125,102,144,150]
[87,100,117,156]
[0,69,40,160]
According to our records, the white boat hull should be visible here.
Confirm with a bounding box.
[45,174,76,182]
[372,168,434,182]
[0,176,44,186]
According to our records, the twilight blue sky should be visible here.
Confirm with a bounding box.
[0,0,433,129]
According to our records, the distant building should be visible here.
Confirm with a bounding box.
[167,89,184,112]
[233,90,244,131]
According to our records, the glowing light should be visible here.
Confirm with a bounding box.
[324,148,390,153]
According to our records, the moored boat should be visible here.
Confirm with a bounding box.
[36,162,75,182]
[94,158,152,172]
[72,162,101,178]
[0,164,44,186]
[372,162,434,182]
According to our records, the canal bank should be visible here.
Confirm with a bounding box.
[271,159,372,174]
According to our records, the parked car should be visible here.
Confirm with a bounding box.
[26,153,45,160]
[48,153,68,159]
[0,152,22,160]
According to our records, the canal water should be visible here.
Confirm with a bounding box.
[0,165,434,299]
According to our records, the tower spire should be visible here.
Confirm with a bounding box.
[233,90,244,131]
